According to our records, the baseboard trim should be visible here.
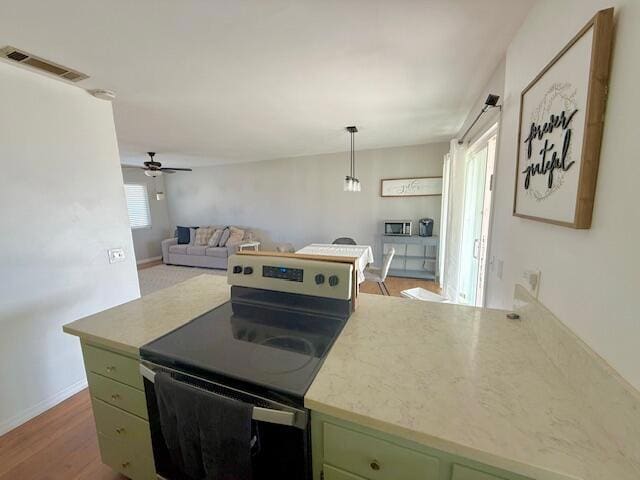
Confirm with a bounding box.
[136,256,162,266]
[0,377,88,436]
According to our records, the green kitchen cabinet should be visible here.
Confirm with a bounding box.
[312,412,532,480]
[81,342,155,480]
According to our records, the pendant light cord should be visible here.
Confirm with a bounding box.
[351,132,356,178]
[350,130,355,178]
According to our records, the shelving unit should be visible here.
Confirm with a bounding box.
[381,234,439,281]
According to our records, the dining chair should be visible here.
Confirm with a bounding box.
[364,248,395,295]
[332,237,357,245]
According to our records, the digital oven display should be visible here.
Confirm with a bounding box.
[262,265,304,282]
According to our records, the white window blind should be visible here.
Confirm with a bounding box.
[124,184,151,229]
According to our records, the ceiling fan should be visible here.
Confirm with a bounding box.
[142,152,192,177]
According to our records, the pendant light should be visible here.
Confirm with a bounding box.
[344,126,361,192]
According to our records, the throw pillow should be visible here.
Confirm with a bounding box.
[195,227,214,246]
[208,229,223,247]
[176,226,191,245]
[189,227,199,245]
[218,227,231,247]
[227,226,245,246]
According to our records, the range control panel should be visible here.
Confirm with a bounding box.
[228,254,353,300]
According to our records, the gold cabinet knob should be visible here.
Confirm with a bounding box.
[121,461,130,468]
[111,394,120,401]
[370,460,381,471]
[115,427,126,434]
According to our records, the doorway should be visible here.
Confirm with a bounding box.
[457,125,497,306]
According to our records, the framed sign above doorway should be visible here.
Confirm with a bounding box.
[380,177,443,197]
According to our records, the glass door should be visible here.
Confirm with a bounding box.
[457,144,488,304]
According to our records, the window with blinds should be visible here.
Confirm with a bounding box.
[124,184,152,229]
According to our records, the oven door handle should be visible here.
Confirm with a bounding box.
[139,364,298,428]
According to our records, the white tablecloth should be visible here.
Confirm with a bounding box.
[296,243,374,283]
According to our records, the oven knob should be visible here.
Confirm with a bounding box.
[233,265,242,274]
[243,266,253,275]
[328,275,339,287]
[315,274,325,285]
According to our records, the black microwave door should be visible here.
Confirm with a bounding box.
[386,224,400,234]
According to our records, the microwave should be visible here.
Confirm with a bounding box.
[384,220,412,236]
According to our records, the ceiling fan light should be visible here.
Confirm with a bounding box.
[144,169,162,177]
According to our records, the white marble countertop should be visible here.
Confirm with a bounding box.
[63,275,230,356]
[305,293,638,480]
[64,275,637,479]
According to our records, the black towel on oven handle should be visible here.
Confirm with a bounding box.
[154,372,254,480]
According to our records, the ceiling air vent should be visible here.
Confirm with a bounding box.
[0,46,89,82]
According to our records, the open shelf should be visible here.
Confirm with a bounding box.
[382,234,440,282]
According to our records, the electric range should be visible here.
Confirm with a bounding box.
[140,254,354,479]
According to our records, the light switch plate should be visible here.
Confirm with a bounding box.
[108,248,125,264]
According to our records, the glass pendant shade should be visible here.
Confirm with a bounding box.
[343,126,360,192]
[344,176,354,191]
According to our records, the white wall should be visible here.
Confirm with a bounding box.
[0,62,140,434]
[487,0,640,389]
[166,143,447,262]
[121,167,172,261]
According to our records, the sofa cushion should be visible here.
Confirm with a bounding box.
[189,227,199,245]
[228,226,244,245]
[195,227,214,246]
[218,228,231,247]
[205,247,229,258]
[186,245,207,256]
[208,229,224,247]
[169,244,188,254]
[176,226,191,245]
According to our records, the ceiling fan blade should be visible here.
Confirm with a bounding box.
[160,167,192,171]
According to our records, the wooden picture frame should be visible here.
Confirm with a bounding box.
[380,176,443,197]
[513,8,614,229]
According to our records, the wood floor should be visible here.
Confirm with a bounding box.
[0,389,124,480]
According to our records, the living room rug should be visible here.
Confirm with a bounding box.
[138,264,226,296]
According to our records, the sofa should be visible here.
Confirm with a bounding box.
[161,225,256,270]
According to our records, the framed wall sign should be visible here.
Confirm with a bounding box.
[513,8,613,229]
[380,176,443,197]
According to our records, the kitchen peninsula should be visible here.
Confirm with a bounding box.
[64,274,638,480]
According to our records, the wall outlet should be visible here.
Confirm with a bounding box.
[523,269,541,297]
[108,248,126,264]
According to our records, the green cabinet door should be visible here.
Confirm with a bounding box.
[451,464,507,480]
[324,464,368,480]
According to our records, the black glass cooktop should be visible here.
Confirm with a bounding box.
[141,288,349,402]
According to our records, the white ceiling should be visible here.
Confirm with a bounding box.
[0,0,534,167]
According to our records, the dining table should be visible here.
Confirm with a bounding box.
[296,243,374,284]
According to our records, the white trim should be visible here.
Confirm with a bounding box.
[136,255,162,266]
[0,378,88,436]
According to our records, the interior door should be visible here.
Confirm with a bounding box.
[457,144,488,305]
[474,134,497,306]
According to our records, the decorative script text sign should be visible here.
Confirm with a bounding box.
[380,177,443,197]
[513,8,613,228]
